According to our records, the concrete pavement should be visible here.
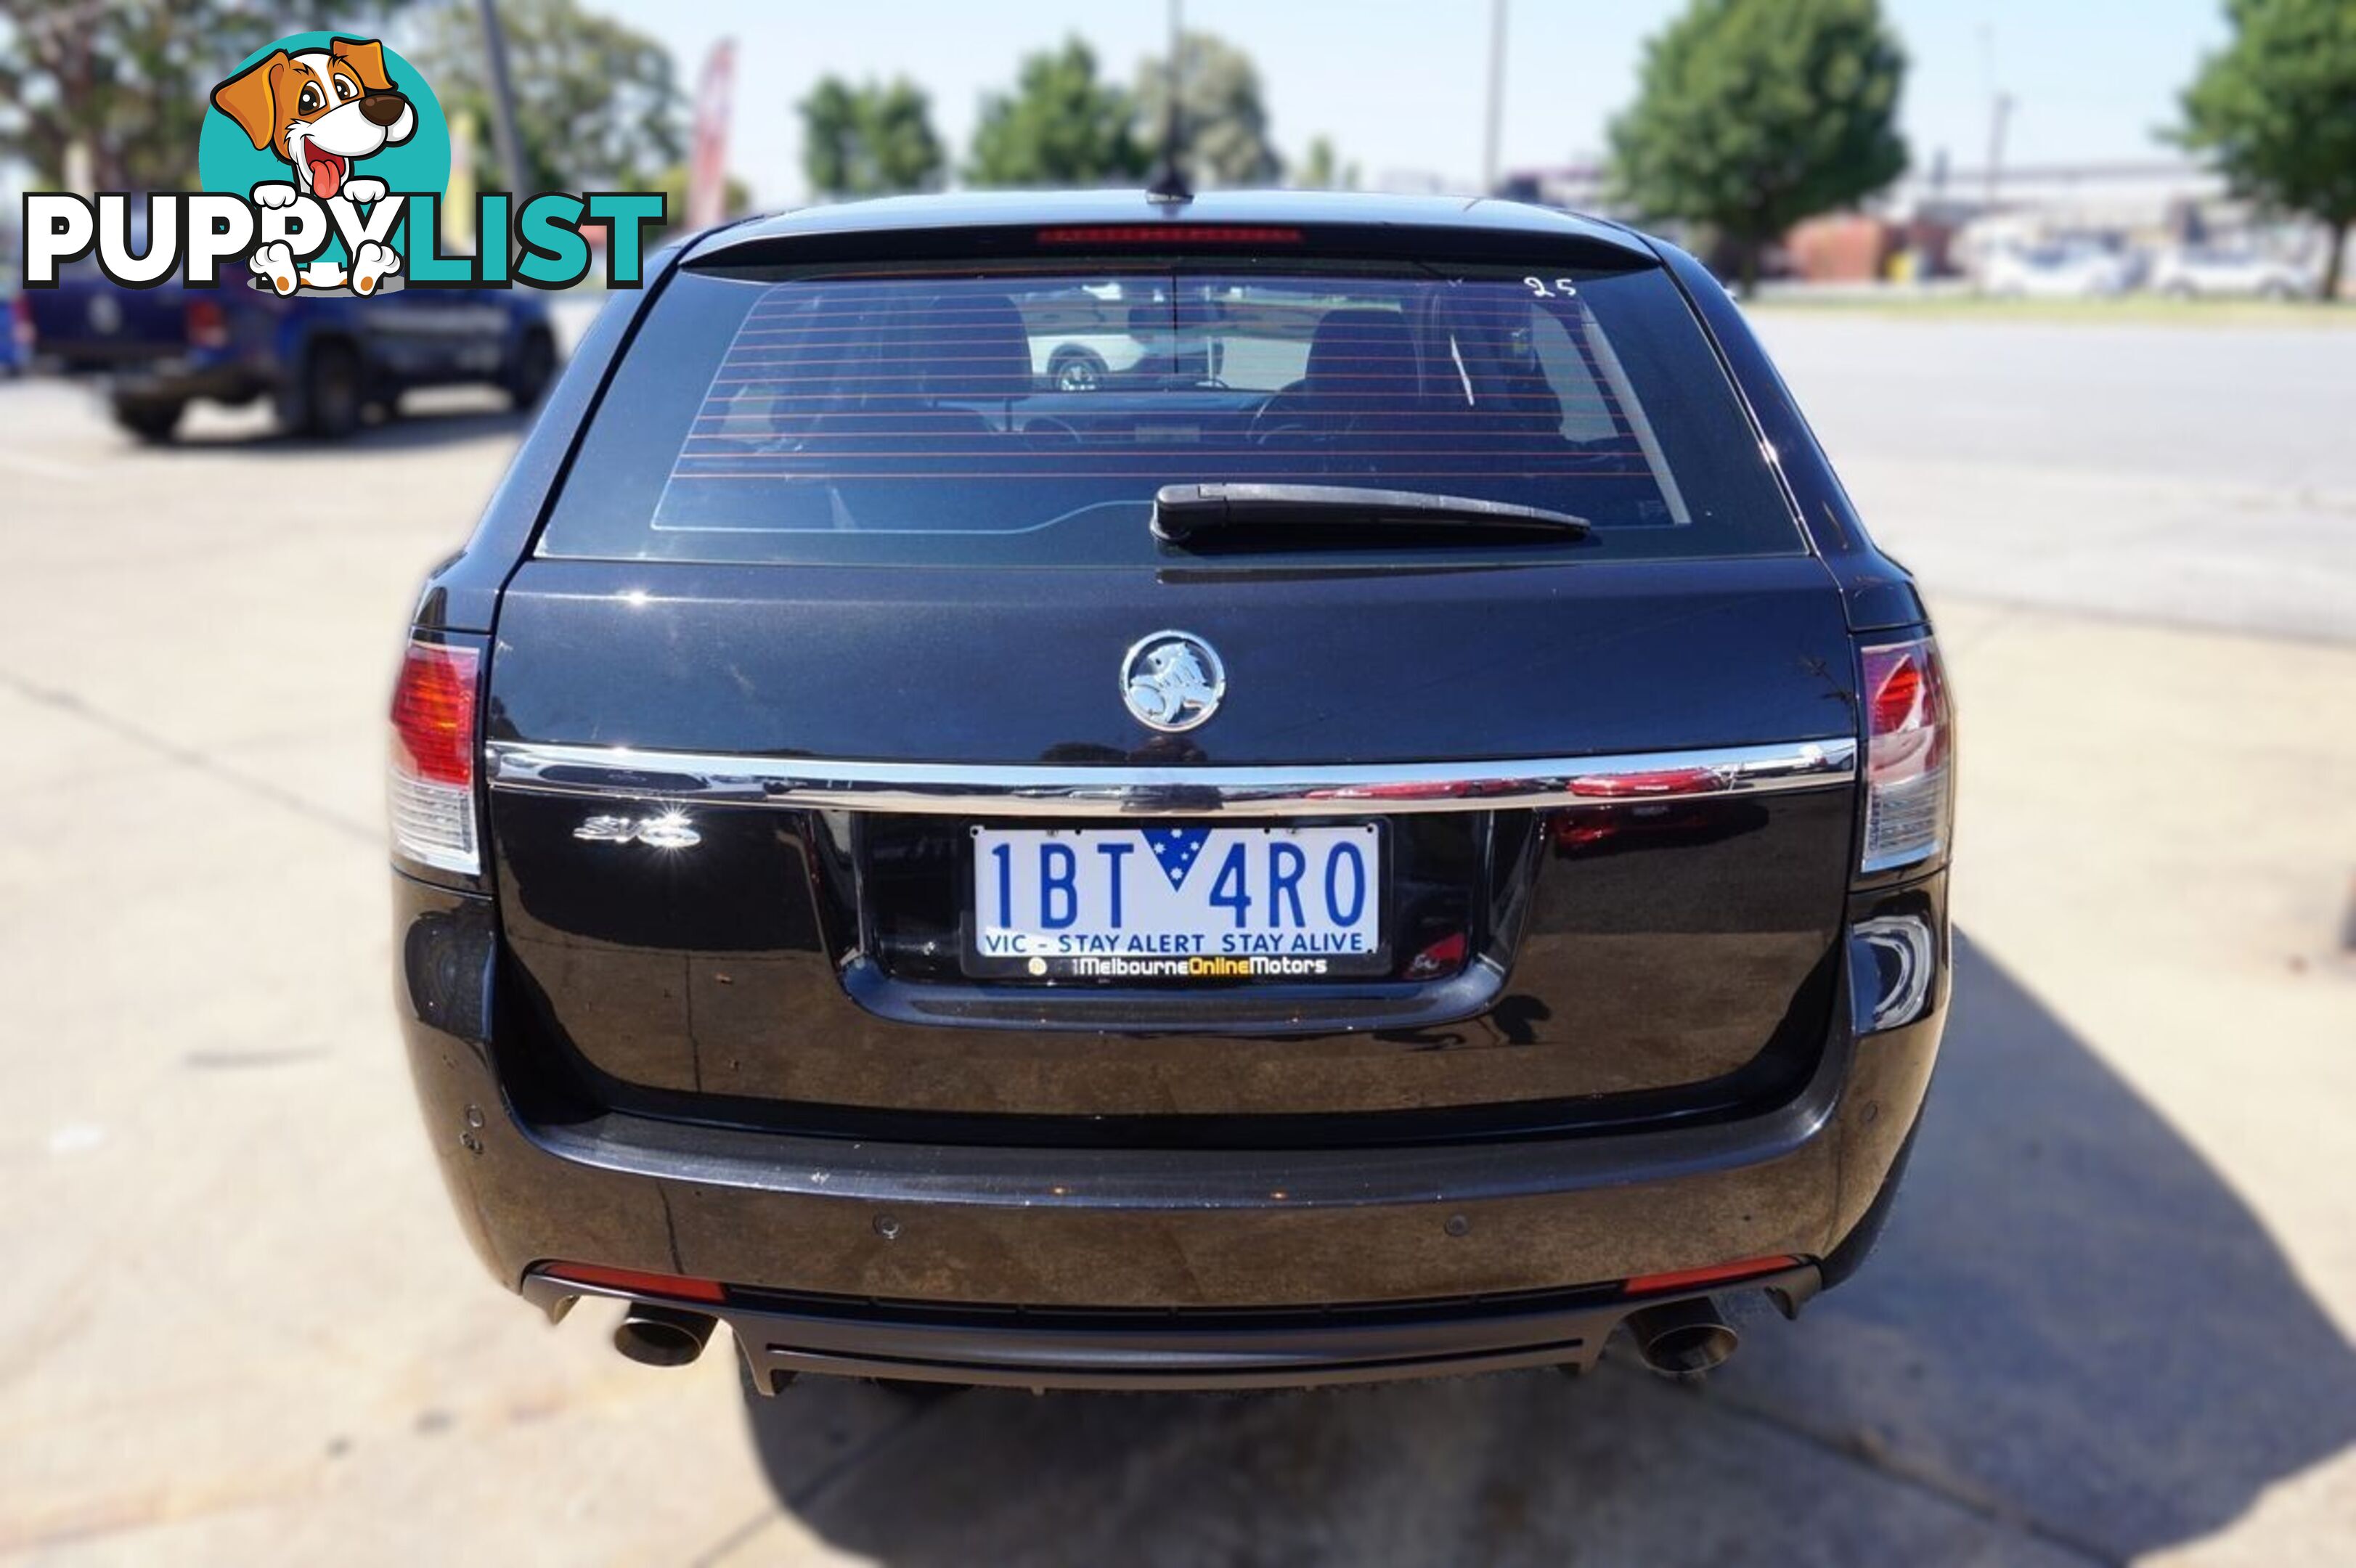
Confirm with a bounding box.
[2,321,2351,1566]
[1753,314,2356,642]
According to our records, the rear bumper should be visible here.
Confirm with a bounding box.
[396,873,1942,1384]
[525,1263,1825,1391]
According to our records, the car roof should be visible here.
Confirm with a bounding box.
[686,188,1651,264]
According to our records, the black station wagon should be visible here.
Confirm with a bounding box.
[389,190,1953,1392]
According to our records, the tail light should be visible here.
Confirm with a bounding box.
[1857,635,1952,874]
[184,297,229,350]
[388,639,481,873]
[9,293,30,354]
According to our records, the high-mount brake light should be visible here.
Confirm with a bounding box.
[1035,224,1304,247]
[388,640,481,874]
[1858,635,1952,875]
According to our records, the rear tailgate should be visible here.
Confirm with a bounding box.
[484,552,1857,1136]
[479,233,1863,1143]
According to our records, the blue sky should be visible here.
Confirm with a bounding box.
[597,0,2230,205]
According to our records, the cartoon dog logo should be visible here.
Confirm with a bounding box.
[210,36,415,295]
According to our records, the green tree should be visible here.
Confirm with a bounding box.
[799,75,945,198]
[1299,135,1339,189]
[966,38,1148,187]
[0,0,374,189]
[1608,0,1908,294]
[2175,0,2356,299]
[1133,30,1281,187]
[418,0,682,194]
[1297,134,1358,191]
[650,161,752,225]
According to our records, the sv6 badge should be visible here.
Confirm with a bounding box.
[573,810,701,849]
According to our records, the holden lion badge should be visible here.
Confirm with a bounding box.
[1121,632,1226,733]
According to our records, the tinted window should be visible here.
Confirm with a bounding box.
[543,261,1798,565]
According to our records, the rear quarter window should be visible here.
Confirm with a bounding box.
[542,256,1799,567]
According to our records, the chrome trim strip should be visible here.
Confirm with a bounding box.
[485,737,1856,817]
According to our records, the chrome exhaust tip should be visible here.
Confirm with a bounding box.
[613,1302,717,1368]
[1623,1297,1739,1376]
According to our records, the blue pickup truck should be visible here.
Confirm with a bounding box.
[21,259,558,441]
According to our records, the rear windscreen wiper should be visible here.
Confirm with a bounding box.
[1151,483,1592,544]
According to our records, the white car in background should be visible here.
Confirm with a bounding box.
[2148,246,2314,300]
[1032,315,1226,391]
[1981,242,2137,299]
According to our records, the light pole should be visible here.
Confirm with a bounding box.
[1984,92,2013,209]
[474,0,529,192]
[1482,0,1508,195]
[1147,0,1191,201]
[1976,24,2010,211]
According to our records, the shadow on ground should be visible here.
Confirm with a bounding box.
[168,396,528,453]
[742,936,2356,1565]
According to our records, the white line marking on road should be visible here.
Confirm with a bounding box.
[49,1123,107,1156]
[0,450,93,482]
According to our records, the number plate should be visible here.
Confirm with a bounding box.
[967,824,1385,981]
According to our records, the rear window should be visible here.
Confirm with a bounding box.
[542,258,1800,565]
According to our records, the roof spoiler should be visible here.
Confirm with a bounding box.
[685,210,1658,274]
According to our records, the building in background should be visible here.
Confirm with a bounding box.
[1498,155,2332,293]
